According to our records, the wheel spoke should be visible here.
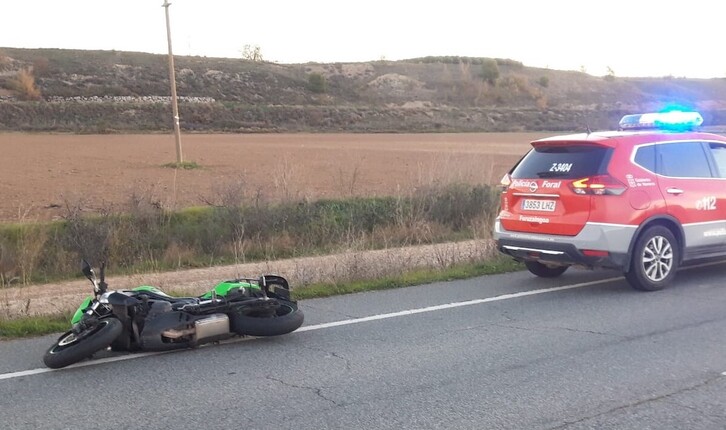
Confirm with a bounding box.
[645,263,657,279]
[657,262,666,280]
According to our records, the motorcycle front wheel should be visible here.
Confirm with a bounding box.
[43,318,123,369]
[230,300,304,337]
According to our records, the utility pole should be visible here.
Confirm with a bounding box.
[162,0,183,164]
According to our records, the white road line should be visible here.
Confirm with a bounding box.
[0,276,621,381]
[0,352,163,380]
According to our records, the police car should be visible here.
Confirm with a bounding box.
[494,111,726,291]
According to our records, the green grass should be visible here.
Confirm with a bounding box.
[0,257,523,339]
[0,314,71,339]
[162,160,200,170]
[293,256,522,300]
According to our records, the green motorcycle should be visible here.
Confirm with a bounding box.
[43,261,304,369]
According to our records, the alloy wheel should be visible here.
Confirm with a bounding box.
[641,235,673,282]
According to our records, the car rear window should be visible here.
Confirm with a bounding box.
[511,144,611,179]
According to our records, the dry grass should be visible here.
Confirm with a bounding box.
[9,68,41,100]
[0,238,498,319]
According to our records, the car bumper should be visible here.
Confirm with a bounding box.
[493,219,636,269]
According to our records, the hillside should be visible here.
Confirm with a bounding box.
[2,47,726,133]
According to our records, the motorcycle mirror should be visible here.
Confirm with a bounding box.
[98,261,108,294]
[81,259,94,280]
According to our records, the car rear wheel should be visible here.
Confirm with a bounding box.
[625,225,679,291]
[524,261,568,278]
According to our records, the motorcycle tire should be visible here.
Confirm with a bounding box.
[230,300,304,337]
[43,318,123,369]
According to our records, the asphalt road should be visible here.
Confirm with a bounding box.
[2,262,726,429]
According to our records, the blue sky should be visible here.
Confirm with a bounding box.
[2,0,724,78]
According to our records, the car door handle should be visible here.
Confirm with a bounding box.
[666,187,684,195]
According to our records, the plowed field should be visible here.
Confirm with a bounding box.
[0,132,545,222]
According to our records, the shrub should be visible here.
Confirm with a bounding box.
[32,57,51,77]
[604,66,616,82]
[9,68,41,100]
[479,59,500,85]
[537,76,549,88]
[241,45,263,62]
[308,73,327,93]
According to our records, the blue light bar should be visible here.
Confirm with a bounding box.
[619,111,703,130]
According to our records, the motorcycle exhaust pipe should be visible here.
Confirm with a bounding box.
[193,313,230,342]
[161,313,231,343]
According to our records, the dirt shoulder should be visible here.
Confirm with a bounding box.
[1,239,496,318]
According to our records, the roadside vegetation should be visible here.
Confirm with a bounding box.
[0,181,519,336]
[0,183,500,286]
[0,314,70,338]
[0,257,522,339]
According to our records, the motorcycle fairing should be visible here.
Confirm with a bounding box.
[133,285,172,296]
[71,296,93,325]
[200,281,257,300]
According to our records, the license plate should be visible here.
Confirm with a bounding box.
[521,199,556,212]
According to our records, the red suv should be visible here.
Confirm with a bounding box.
[494,111,726,291]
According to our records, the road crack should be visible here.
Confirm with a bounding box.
[266,375,340,406]
[491,322,622,338]
[663,398,726,421]
[301,345,353,371]
[546,374,725,429]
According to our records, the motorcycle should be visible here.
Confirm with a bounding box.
[43,260,304,369]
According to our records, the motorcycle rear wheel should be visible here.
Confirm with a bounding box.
[230,300,304,336]
[43,318,123,369]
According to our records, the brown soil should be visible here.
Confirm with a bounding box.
[0,132,543,222]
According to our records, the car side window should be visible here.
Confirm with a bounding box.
[656,141,713,178]
[708,143,726,178]
[634,145,656,172]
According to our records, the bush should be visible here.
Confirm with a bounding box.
[9,68,41,100]
[406,56,522,69]
[479,59,500,85]
[308,73,327,93]
[537,76,549,88]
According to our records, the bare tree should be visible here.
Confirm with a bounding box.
[241,45,264,62]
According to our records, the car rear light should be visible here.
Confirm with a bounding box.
[569,175,626,196]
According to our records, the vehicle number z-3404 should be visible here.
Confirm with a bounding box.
[521,199,556,212]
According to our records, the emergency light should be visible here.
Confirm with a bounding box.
[618,111,703,130]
